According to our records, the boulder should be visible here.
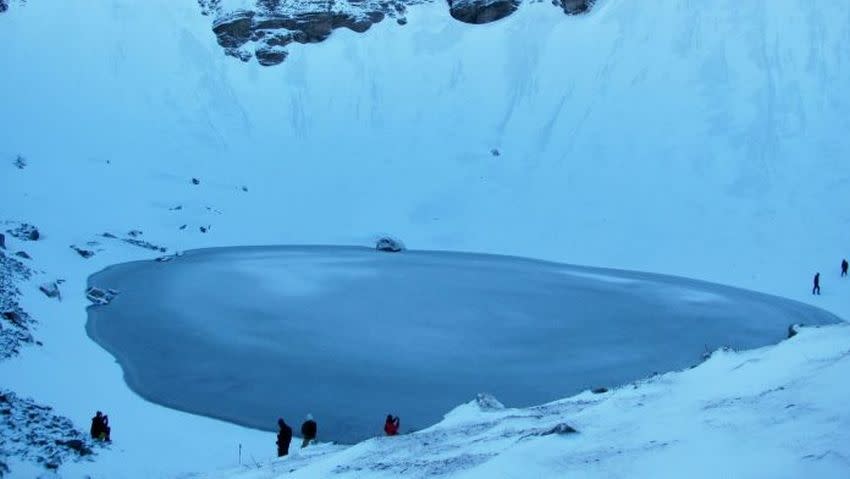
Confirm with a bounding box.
[559,0,593,14]
[0,232,5,249]
[256,47,288,66]
[375,236,405,252]
[13,155,26,169]
[475,393,505,411]
[591,387,609,394]
[39,282,61,300]
[14,251,30,260]
[55,439,93,456]
[191,177,201,185]
[448,0,519,24]
[86,287,118,306]
[538,423,578,435]
[787,323,802,338]
[212,11,255,49]
[7,223,40,241]
[70,245,95,259]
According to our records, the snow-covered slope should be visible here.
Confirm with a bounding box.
[193,324,850,479]
[1,0,849,476]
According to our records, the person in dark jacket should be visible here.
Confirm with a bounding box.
[276,418,293,457]
[102,415,111,442]
[90,411,105,439]
[813,272,821,295]
[301,414,317,448]
[842,259,848,277]
[384,414,400,436]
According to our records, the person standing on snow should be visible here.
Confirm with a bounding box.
[90,411,105,439]
[813,272,821,295]
[301,414,317,448]
[276,418,293,457]
[842,259,848,277]
[384,414,400,436]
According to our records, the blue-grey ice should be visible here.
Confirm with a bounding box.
[86,247,839,443]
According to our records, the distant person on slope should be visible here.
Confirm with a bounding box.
[384,414,400,436]
[90,411,105,439]
[842,259,848,277]
[301,414,317,448]
[276,418,293,457]
[813,272,821,295]
[101,415,111,442]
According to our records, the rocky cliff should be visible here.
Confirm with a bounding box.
[206,0,594,66]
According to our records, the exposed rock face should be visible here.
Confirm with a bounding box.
[211,2,407,66]
[0,390,97,474]
[559,0,593,14]
[6,223,40,241]
[0,250,36,359]
[203,0,594,66]
[448,0,519,24]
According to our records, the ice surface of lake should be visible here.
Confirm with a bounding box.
[86,247,839,443]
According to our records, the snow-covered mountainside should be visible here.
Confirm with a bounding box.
[1,0,849,476]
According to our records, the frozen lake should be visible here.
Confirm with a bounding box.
[86,247,839,443]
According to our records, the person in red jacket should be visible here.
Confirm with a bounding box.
[384,414,400,436]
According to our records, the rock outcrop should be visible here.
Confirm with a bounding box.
[203,0,593,66]
[448,0,518,24]
[210,1,410,66]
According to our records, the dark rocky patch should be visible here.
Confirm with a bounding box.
[101,232,118,239]
[591,387,608,394]
[788,323,801,338]
[241,186,248,192]
[86,287,118,306]
[0,390,97,475]
[448,0,519,24]
[6,223,40,241]
[208,0,412,66]
[179,224,187,230]
[0,233,5,249]
[203,0,595,66]
[200,225,210,233]
[376,236,405,252]
[559,0,593,14]
[490,148,500,156]
[13,155,26,169]
[70,245,95,259]
[191,177,201,185]
[122,238,167,252]
[0,250,36,360]
[38,282,61,300]
[537,423,578,436]
[14,251,30,260]
[127,230,143,238]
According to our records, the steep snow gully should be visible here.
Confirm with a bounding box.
[2,0,850,477]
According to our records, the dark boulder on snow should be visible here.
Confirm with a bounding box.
[448,0,519,24]
[39,282,61,300]
[55,439,93,456]
[70,245,95,259]
[256,47,288,66]
[376,236,405,252]
[7,223,40,241]
[14,251,30,259]
[787,323,802,338]
[86,287,118,306]
[0,232,5,249]
[538,423,578,436]
[127,230,143,238]
[559,0,593,14]
[191,177,201,185]
[591,387,609,394]
[0,1,8,14]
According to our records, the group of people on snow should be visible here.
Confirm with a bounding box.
[812,258,849,295]
[90,411,112,442]
[275,413,400,457]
